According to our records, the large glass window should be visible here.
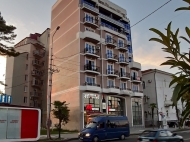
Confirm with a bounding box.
[108,96,125,116]
[132,99,142,125]
[85,43,95,54]
[86,76,95,85]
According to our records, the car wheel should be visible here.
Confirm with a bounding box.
[180,140,184,142]
[93,136,99,142]
[120,134,125,140]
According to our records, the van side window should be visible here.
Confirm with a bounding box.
[106,120,111,128]
[98,122,105,129]
[107,120,117,128]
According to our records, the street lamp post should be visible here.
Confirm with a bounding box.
[47,26,60,139]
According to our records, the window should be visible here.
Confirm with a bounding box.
[118,39,124,47]
[132,84,138,92]
[26,64,28,70]
[131,71,138,78]
[85,27,95,32]
[132,99,142,125]
[86,76,95,85]
[24,86,27,92]
[108,79,114,87]
[142,81,146,89]
[86,59,96,71]
[85,13,94,23]
[24,97,27,103]
[120,82,126,89]
[119,53,125,61]
[120,67,125,76]
[107,64,113,74]
[25,75,28,81]
[26,54,28,60]
[159,131,168,137]
[85,43,95,54]
[166,131,173,136]
[98,122,105,129]
[106,49,113,58]
[106,34,112,43]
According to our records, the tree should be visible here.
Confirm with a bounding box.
[149,103,157,129]
[0,12,20,57]
[149,0,190,127]
[52,101,70,139]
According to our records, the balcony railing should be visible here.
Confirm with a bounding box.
[33,50,44,57]
[32,80,43,87]
[107,69,119,75]
[31,70,43,76]
[118,43,128,50]
[84,82,100,87]
[30,92,42,97]
[84,17,98,25]
[118,57,129,63]
[99,13,124,28]
[131,76,142,81]
[105,38,117,45]
[84,48,99,56]
[107,86,119,89]
[82,2,99,13]
[132,90,143,93]
[106,53,117,60]
[84,64,99,72]
[32,60,44,66]
[119,72,130,78]
[120,87,127,90]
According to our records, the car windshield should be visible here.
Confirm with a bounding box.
[86,121,97,129]
[141,131,157,137]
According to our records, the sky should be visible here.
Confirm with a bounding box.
[0,0,189,86]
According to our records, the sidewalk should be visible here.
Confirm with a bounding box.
[40,127,181,140]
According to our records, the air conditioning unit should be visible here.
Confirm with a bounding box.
[148,80,152,83]
[96,46,100,50]
[95,16,99,20]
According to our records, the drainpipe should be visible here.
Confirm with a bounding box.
[154,69,159,127]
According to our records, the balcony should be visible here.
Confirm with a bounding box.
[131,90,143,97]
[106,86,120,94]
[80,82,101,92]
[131,76,142,83]
[119,72,130,80]
[107,69,119,77]
[99,13,124,28]
[164,100,173,107]
[105,38,117,48]
[120,88,133,96]
[30,92,42,98]
[84,64,100,74]
[84,48,100,58]
[83,17,99,29]
[106,54,118,62]
[32,80,43,88]
[33,50,45,58]
[118,57,129,65]
[32,60,44,67]
[81,2,99,15]
[117,43,128,51]
[127,40,131,45]
[31,70,44,77]
[129,61,141,70]
[81,30,100,43]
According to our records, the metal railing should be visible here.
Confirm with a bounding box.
[131,76,142,81]
[84,17,98,25]
[107,86,119,89]
[33,50,44,57]
[84,64,100,72]
[84,82,100,87]
[106,69,119,75]
[84,48,99,56]
[118,43,128,49]
[106,53,117,60]
[119,72,130,78]
[105,38,116,45]
[82,2,99,13]
[118,57,129,63]
[99,13,124,28]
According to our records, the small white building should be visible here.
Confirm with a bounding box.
[142,69,183,127]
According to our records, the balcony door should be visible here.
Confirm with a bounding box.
[119,53,124,61]
[86,60,95,70]
[132,84,138,92]
[85,13,94,23]
[120,68,125,76]
[108,79,114,87]
[106,34,112,42]
[132,71,137,79]
[118,39,124,47]
[120,82,126,89]
[107,64,113,74]
[86,76,95,85]
[85,43,95,54]
[107,49,113,58]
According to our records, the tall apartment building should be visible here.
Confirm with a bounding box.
[142,69,183,127]
[51,0,143,130]
[5,29,50,127]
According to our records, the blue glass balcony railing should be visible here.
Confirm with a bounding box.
[82,1,99,13]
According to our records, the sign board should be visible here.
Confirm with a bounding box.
[0,94,12,104]
[0,106,41,141]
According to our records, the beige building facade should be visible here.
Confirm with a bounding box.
[5,29,50,127]
[51,0,144,131]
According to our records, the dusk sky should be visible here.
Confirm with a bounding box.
[0,0,189,86]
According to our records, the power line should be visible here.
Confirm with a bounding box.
[131,0,172,28]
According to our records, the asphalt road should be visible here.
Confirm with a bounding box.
[69,130,190,142]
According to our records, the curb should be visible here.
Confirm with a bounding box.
[38,138,78,142]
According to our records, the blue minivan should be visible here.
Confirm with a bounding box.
[78,116,130,142]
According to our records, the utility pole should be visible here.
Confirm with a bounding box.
[47,26,60,139]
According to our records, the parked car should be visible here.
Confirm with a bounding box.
[78,116,130,142]
[167,121,179,128]
[137,129,183,142]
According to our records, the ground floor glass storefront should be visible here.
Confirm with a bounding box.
[108,96,125,116]
[132,98,143,125]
